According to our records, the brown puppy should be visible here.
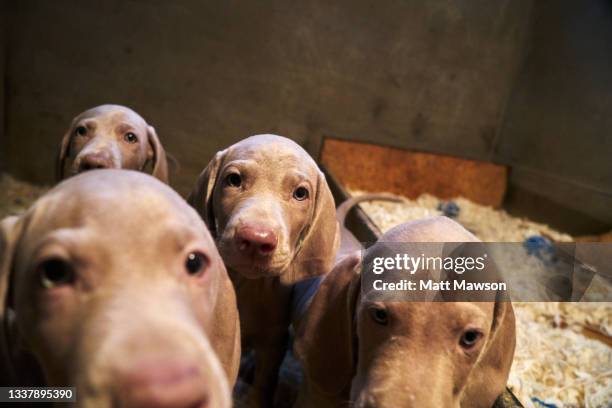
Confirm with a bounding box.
[0,170,240,408]
[295,216,515,408]
[56,104,168,182]
[188,134,339,407]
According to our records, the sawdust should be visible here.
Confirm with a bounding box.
[511,303,611,408]
[352,191,573,242]
[0,173,49,219]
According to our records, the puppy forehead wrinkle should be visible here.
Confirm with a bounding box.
[158,224,216,255]
[14,226,92,275]
[78,119,97,129]
[450,302,490,323]
[222,159,255,171]
[115,123,138,133]
[32,227,93,253]
[284,170,312,184]
[424,303,490,336]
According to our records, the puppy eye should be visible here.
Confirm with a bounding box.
[369,307,389,325]
[225,173,242,188]
[185,252,208,276]
[293,186,309,201]
[75,126,88,136]
[459,330,483,349]
[124,132,138,144]
[39,259,75,289]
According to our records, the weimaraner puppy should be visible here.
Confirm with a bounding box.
[56,104,169,182]
[188,134,339,407]
[295,216,516,408]
[0,170,240,408]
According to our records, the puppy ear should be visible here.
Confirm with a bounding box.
[285,170,339,284]
[187,149,228,237]
[55,124,74,181]
[147,126,169,183]
[463,300,515,407]
[0,216,23,384]
[295,253,361,398]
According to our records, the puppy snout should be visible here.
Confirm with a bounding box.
[234,224,278,256]
[78,153,113,172]
[117,360,209,408]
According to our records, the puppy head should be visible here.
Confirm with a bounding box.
[188,134,338,283]
[297,217,515,408]
[56,105,168,182]
[1,171,230,407]
[353,219,514,408]
[350,301,512,408]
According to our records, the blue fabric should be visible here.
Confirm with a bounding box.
[531,397,558,408]
[523,235,557,265]
[437,201,460,218]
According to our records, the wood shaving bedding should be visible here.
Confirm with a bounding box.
[351,191,573,242]
[512,303,611,408]
[0,173,48,218]
[350,190,612,408]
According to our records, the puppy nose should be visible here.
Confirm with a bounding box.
[235,224,278,255]
[118,361,209,408]
[78,153,113,172]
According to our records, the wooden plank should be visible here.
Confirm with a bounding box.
[321,138,508,207]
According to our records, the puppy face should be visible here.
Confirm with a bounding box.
[296,218,514,408]
[189,135,338,282]
[213,138,316,277]
[57,105,168,182]
[351,301,494,408]
[350,226,513,408]
[1,171,231,408]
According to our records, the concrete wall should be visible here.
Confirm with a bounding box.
[496,0,612,232]
[2,0,610,232]
[0,0,6,171]
[3,0,530,195]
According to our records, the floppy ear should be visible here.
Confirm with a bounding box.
[186,149,228,236]
[295,253,362,399]
[146,126,169,183]
[55,124,75,181]
[0,216,23,385]
[285,170,339,284]
[463,300,515,407]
